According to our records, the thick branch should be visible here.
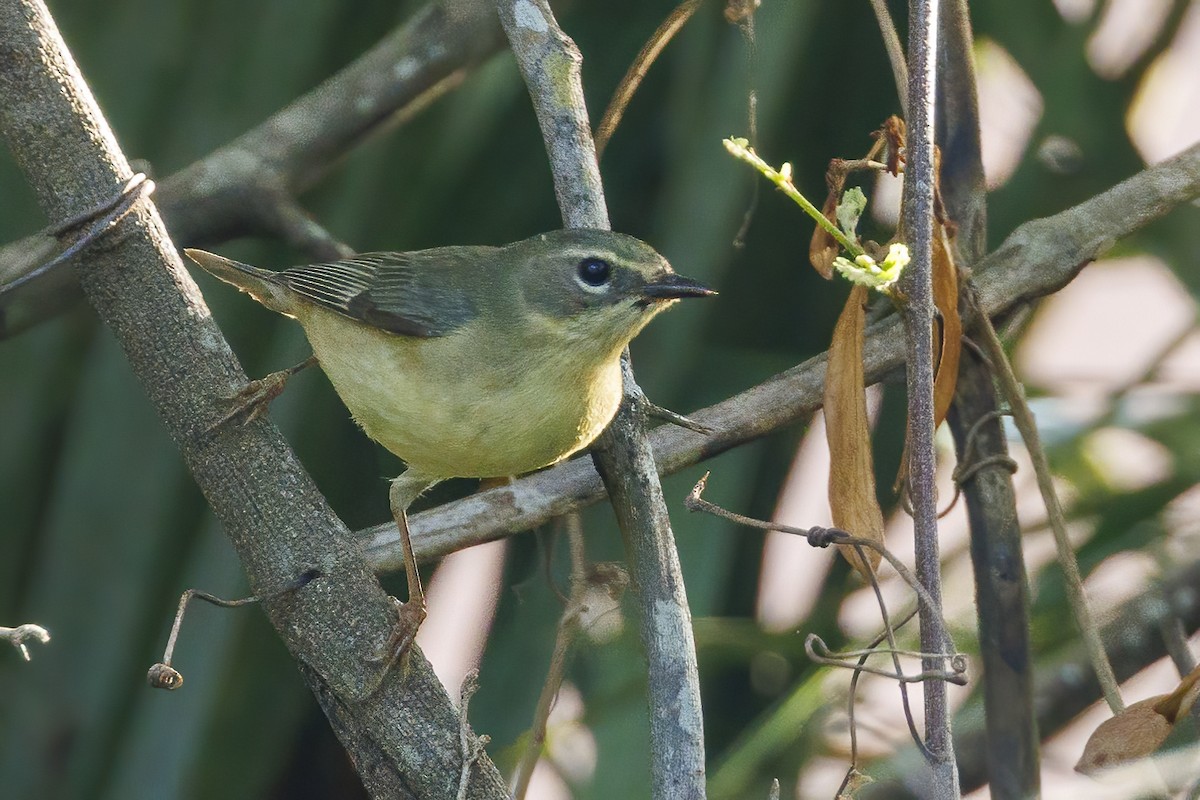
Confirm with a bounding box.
[0,3,505,798]
[935,3,1039,798]
[494,1,705,797]
[363,141,1200,565]
[0,0,504,337]
[947,352,1038,800]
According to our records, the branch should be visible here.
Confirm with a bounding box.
[0,0,504,337]
[494,1,706,797]
[362,140,1200,561]
[948,352,1039,799]
[0,3,506,797]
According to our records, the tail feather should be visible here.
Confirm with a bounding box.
[184,249,297,315]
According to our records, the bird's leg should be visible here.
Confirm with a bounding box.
[368,472,438,685]
[209,354,319,431]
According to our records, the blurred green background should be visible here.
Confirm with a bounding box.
[2,0,1198,797]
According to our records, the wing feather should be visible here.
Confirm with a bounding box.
[275,252,479,337]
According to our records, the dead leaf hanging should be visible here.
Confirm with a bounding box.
[825,284,886,577]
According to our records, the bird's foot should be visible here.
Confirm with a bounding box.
[208,355,317,431]
[361,595,427,698]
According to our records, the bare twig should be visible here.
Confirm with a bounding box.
[729,0,761,247]
[836,606,920,796]
[0,2,507,795]
[358,140,1200,571]
[948,348,1040,800]
[594,0,702,158]
[147,570,320,690]
[644,397,715,436]
[969,294,1125,714]
[495,2,706,797]
[0,0,505,337]
[512,514,588,800]
[685,473,959,657]
[823,555,931,765]
[2,173,156,314]
[1159,615,1197,676]
[869,0,909,114]
[805,635,965,685]
[686,473,968,778]
[494,0,608,230]
[0,624,50,661]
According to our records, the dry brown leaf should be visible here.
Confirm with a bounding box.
[825,284,885,577]
[891,141,961,494]
[931,224,962,428]
[1075,697,1174,776]
[882,116,906,175]
[892,229,959,496]
[809,193,840,278]
[1152,662,1200,720]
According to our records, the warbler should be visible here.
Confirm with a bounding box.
[185,229,714,664]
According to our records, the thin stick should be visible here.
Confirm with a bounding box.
[685,474,956,654]
[594,0,702,158]
[147,570,320,690]
[869,0,909,115]
[901,0,960,794]
[835,607,920,798]
[730,0,761,247]
[6,174,154,293]
[971,297,1125,714]
[512,514,588,799]
[805,635,965,685]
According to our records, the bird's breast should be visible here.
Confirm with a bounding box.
[297,306,624,479]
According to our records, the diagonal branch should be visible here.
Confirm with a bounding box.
[359,140,1200,567]
[0,3,506,798]
[494,1,706,797]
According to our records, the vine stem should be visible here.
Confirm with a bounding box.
[901,0,961,796]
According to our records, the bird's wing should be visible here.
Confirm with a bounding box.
[276,252,478,338]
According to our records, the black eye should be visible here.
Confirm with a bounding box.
[577,257,612,287]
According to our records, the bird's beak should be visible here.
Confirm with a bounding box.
[640,273,717,301]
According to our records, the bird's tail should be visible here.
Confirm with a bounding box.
[184,249,296,315]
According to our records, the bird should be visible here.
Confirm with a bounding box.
[185,228,715,675]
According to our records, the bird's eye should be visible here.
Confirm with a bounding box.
[577,257,612,287]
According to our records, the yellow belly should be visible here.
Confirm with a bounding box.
[296,306,623,479]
